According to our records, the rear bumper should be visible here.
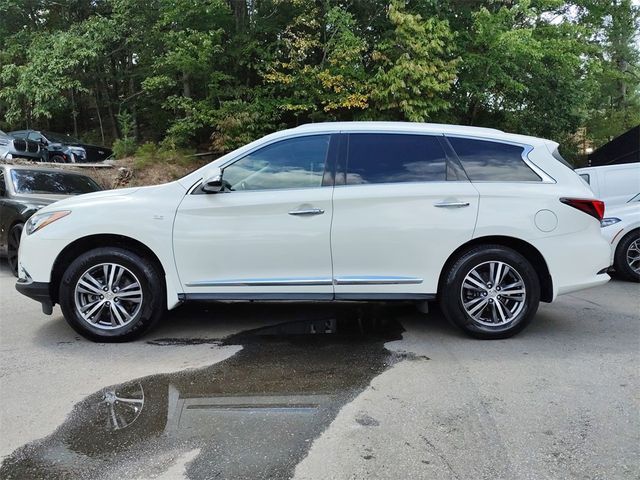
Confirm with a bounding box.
[15,278,53,315]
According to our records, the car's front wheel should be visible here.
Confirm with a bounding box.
[59,247,165,342]
[439,245,540,339]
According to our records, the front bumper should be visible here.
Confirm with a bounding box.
[15,277,53,315]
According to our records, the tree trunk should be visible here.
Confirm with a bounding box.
[229,0,248,31]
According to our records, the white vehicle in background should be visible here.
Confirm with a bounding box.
[575,162,640,207]
[601,193,640,282]
[14,122,611,342]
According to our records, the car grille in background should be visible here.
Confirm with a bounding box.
[26,141,39,153]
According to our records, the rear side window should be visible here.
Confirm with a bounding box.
[447,137,541,182]
[579,173,591,184]
[346,134,447,184]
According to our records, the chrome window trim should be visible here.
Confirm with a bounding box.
[188,132,334,194]
[445,134,556,184]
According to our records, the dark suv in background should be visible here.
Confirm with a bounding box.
[10,130,113,163]
[0,130,44,162]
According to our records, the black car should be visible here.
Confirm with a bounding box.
[0,130,44,161]
[0,165,102,276]
[10,130,113,163]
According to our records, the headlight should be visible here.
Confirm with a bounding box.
[25,210,71,235]
[600,217,621,228]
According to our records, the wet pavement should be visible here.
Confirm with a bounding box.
[0,305,412,480]
[1,263,639,480]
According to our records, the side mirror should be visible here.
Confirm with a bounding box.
[202,167,224,193]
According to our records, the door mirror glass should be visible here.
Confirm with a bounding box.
[202,167,224,193]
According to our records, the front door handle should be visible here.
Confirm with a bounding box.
[288,208,325,216]
[434,201,470,208]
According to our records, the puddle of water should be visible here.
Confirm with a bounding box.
[0,304,407,480]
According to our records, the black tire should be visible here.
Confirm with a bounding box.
[50,154,67,163]
[614,230,640,282]
[7,223,23,277]
[439,245,540,339]
[59,247,165,342]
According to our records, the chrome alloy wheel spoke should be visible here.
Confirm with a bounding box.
[74,263,143,330]
[460,260,526,327]
[627,240,640,274]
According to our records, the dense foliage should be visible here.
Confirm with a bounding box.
[0,0,638,161]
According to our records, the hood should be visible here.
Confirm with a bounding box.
[604,201,640,218]
[40,186,141,211]
[12,193,70,206]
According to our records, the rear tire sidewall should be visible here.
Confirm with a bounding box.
[50,154,66,163]
[440,246,540,339]
[59,247,165,342]
[614,231,640,282]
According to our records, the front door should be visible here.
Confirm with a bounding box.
[173,134,336,299]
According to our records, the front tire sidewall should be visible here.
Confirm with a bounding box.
[59,248,164,342]
[441,246,540,339]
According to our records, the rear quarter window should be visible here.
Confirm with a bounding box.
[447,137,541,182]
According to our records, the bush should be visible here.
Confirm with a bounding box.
[134,142,194,169]
[112,137,137,159]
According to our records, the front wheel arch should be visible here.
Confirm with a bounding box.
[51,234,167,305]
[437,235,553,303]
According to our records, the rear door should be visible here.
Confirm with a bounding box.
[330,132,479,298]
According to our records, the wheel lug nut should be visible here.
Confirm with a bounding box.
[100,295,104,299]
[489,299,494,303]
[483,292,488,296]
[103,287,108,291]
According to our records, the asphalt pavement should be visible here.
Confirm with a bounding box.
[0,262,638,479]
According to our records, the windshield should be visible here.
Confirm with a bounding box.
[42,131,82,144]
[11,169,101,195]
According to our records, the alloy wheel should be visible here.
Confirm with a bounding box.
[74,263,143,330]
[460,260,526,327]
[626,239,640,274]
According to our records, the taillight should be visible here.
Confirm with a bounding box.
[560,198,605,221]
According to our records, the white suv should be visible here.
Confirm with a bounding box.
[15,122,611,341]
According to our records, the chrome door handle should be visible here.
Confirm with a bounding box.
[288,208,325,216]
[434,201,470,208]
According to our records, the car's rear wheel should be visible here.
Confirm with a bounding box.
[7,223,23,277]
[59,247,165,342]
[439,245,540,339]
[614,231,640,282]
[50,154,67,163]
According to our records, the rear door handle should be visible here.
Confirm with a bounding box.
[434,201,470,208]
[288,208,325,216]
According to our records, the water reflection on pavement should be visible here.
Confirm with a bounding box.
[0,304,409,480]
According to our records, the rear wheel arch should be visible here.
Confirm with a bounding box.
[438,235,553,303]
[51,234,166,304]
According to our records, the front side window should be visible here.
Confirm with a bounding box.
[345,134,447,185]
[223,135,330,191]
[11,170,101,195]
[447,137,541,182]
[28,132,44,143]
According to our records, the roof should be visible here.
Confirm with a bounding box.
[291,121,551,146]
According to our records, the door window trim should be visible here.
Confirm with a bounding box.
[335,132,469,187]
[191,133,338,194]
[444,134,556,184]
